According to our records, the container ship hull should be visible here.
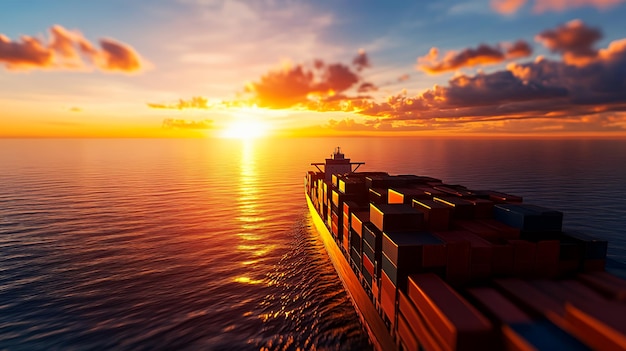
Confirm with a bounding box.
[306,192,397,351]
[305,148,626,351]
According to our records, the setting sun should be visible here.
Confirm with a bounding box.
[220,120,269,139]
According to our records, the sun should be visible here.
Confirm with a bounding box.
[221,120,268,139]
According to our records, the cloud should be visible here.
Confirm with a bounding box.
[533,0,625,13]
[491,0,624,14]
[535,20,602,65]
[245,51,374,109]
[352,49,370,71]
[0,25,145,73]
[360,29,626,131]
[162,118,213,129]
[491,0,526,14]
[417,40,532,74]
[96,39,143,72]
[148,96,210,110]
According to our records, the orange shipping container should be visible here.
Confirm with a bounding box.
[380,270,397,325]
[350,211,369,237]
[397,291,446,351]
[407,274,494,351]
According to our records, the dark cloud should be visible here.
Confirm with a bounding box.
[352,49,370,71]
[535,20,602,65]
[418,40,533,74]
[148,96,209,110]
[357,82,377,93]
[362,34,626,125]
[162,118,213,129]
[0,25,145,73]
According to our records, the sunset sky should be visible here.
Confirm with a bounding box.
[2,0,626,138]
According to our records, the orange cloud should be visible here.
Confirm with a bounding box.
[535,20,602,66]
[491,0,526,14]
[96,39,143,72]
[418,40,532,74]
[0,25,145,73]
[148,97,210,110]
[162,118,212,129]
[491,0,624,14]
[245,51,373,108]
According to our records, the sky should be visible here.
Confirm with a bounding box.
[1,0,626,138]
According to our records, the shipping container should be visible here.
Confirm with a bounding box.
[411,199,451,231]
[407,274,494,351]
[370,203,424,233]
[433,196,475,220]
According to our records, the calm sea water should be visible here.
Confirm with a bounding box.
[1,138,625,350]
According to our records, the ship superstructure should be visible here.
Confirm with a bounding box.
[305,148,626,351]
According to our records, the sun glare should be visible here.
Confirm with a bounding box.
[221,120,268,139]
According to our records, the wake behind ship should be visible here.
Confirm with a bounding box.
[305,147,626,351]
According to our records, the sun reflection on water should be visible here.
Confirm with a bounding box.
[236,140,275,266]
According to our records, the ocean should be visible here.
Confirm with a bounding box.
[1,137,625,350]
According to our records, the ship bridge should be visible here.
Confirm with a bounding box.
[311,147,364,181]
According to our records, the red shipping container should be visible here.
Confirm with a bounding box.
[565,301,626,351]
[477,219,520,241]
[412,199,451,231]
[380,270,397,325]
[470,263,491,281]
[342,224,350,253]
[535,240,560,278]
[454,220,500,242]
[509,240,536,278]
[331,222,339,239]
[579,272,626,302]
[467,198,494,219]
[436,230,493,265]
[583,259,606,272]
[433,196,474,219]
[466,287,532,324]
[494,279,565,318]
[491,244,515,277]
[363,254,375,276]
[398,291,446,351]
[530,280,606,310]
[397,313,420,351]
[372,278,380,303]
[407,274,494,351]
[433,231,472,286]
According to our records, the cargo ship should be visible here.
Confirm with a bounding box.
[305,147,626,351]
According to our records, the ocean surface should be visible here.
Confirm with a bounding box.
[1,137,625,350]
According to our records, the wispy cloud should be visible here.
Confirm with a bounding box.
[491,0,625,14]
[417,40,532,74]
[0,25,146,73]
[162,118,212,129]
[148,96,210,110]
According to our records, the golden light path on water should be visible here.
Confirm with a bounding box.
[236,140,273,283]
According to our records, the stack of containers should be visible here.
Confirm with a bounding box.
[306,171,623,351]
